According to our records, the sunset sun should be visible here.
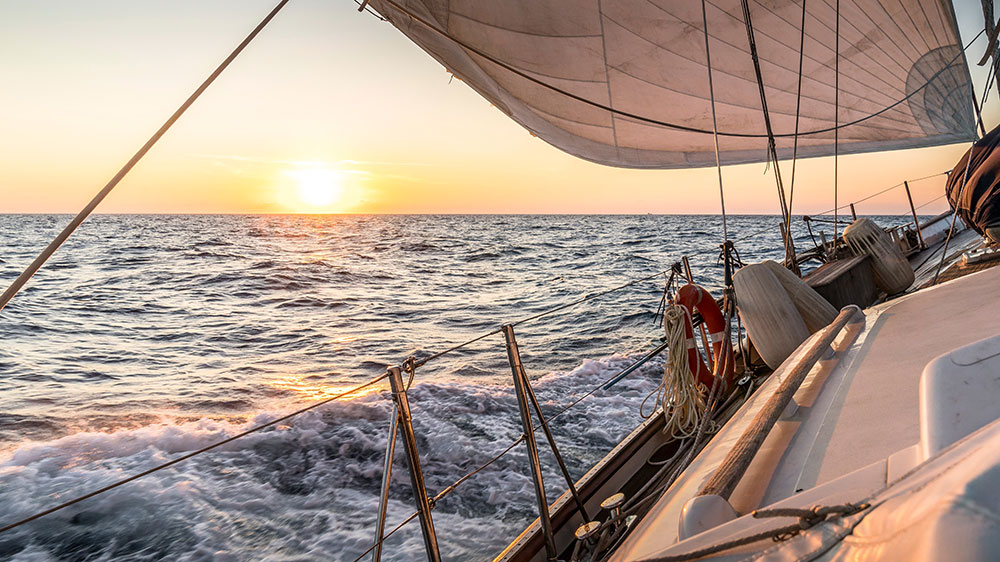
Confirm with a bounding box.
[289,168,343,210]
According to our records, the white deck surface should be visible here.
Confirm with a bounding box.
[786,262,1000,495]
[613,260,1000,561]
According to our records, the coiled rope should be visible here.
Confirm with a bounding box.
[650,305,708,439]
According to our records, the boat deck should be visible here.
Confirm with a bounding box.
[612,229,1000,561]
[796,262,1000,492]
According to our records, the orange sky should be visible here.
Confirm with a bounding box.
[0,0,995,215]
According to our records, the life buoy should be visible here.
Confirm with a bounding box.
[674,283,735,391]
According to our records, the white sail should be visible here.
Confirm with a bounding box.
[369,0,976,169]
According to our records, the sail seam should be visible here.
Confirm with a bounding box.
[600,10,917,129]
[596,0,621,155]
[372,0,984,140]
[716,0,911,85]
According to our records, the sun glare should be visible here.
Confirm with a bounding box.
[289,168,343,210]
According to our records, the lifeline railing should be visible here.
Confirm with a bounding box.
[0,168,954,557]
[734,171,953,266]
[0,260,693,562]
[0,185,959,558]
[801,172,949,257]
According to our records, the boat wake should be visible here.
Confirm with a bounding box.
[0,354,663,561]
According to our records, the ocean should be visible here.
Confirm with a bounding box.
[0,214,912,561]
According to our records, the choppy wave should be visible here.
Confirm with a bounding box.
[1,355,662,561]
[0,214,918,560]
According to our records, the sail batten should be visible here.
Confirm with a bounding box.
[372,0,975,169]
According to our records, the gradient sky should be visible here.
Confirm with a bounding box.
[1,0,997,215]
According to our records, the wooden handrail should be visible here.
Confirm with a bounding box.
[699,305,860,499]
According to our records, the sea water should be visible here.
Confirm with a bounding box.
[0,214,913,561]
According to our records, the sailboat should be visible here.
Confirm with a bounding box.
[3,0,1000,561]
[355,0,1000,560]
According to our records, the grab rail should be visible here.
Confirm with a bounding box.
[699,305,860,500]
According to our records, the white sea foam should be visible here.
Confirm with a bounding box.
[0,354,663,561]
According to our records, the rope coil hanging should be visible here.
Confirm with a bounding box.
[654,305,710,439]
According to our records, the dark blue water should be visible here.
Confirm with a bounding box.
[0,214,911,561]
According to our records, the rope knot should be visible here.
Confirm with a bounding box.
[752,501,871,543]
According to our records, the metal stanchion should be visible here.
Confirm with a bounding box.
[904,181,926,249]
[502,325,558,561]
[521,371,591,524]
[387,366,441,562]
[371,403,399,562]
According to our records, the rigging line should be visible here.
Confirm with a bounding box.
[979,0,1000,101]
[908,171,950,184]
[931,50,998,286]
[0,0,292,313]
[701,0,728,242]
[975,49,998,133]
[811,182,904,215]
[834,0,841,246]
[810,171,947,216]
[414,266,672,370]
[959,32,999,143]
[509,268,669,328]
[739,0,793,267]
[788,0,808,223]
[731,173,946,243]
[371,0,984,140]
[416,268,671,370]
[0,372,388,535]
[914,194,946,211]
[350,511,420,562]
[413,327,502,369]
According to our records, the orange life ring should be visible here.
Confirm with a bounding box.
[674,283,735,391]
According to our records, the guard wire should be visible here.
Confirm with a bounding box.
[732,170,949,245]
[408,338,675,532]
[914,194,946,211]
[0,372,388,535]
[350,436,523,562]
[811,171,948,216]
[350,511,420,562]
[509,269,670,328]
[415,267,672,370]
